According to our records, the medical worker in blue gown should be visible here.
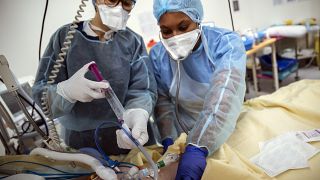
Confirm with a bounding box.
[150,0,246,179]
[33,0,157,155]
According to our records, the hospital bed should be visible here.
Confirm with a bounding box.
[0,79,319,179]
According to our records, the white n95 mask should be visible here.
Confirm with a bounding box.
[161,29,201,61]
[98,4,130,31]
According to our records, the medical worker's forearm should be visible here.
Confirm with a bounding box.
[187,69,245,154]
[155,95,178,140]
[187,33,246,155]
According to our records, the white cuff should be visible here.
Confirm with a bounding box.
[188,143,209,152]
[123,108,149,121]
[57,82,76,103]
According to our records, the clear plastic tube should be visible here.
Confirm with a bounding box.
[88,63,124,119]
[104,87,125,120]
[89,62,159,179]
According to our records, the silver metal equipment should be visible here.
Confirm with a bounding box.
[0,55,59,154]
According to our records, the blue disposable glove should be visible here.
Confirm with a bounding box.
[162,138,174,154]
[176,145,208,180]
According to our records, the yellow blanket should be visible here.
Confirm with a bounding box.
[1,80,319,179]
[225,79,320,180]
[115,79,320,179]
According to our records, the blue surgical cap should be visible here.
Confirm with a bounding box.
[153,0,204,23]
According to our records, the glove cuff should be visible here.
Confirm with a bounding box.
[57,81,76,103]
[185,144,209,157]
[123,108,149,122]
[162,137,174,147]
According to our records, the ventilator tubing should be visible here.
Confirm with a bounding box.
[30,148,117,180]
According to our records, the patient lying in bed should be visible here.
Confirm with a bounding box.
[132,80,320,180]
[1,80,319,180]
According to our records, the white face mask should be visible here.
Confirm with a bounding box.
[98,4,130,31]
[160,29,201,61]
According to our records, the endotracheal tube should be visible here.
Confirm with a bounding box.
[88,62,159,180]
[123,153,179,179]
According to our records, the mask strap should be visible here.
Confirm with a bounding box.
[89,22,107,33]
[89,22,114,40]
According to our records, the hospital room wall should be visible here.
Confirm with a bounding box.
[232,0,320,32]
[0,0,319,79]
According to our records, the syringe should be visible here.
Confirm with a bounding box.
[88,62,159,180]
[88,63,125,120]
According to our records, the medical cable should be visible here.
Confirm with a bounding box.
[13,91,46,138]
[17,92,49,136]
[227,0,235,31]
[39,0,49,61]
[94,122,121,169]
[24,170,91,177]
[40,0,88,151]
[95,122,160,179]
[0,160,91,174]
[118,162,137,167]
[89,63,159,180]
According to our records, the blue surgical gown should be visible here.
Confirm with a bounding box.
[33,22,157,131]
[149,26,246,155]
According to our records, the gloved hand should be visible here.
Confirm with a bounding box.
[176,144,208,180]
[162,138,174,154]
[116,108,149,149]
[57,62,108,103]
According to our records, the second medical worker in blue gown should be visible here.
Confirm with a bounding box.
[150,0,246,179]
[32,0,157,155]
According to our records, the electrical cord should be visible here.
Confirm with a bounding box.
[118,162,137,167]
[21,101,36,134]
[0,161,92,179]
[0,160,92,175]
[94,121,121,169]
[40,0,88,151]
[228,0,235,31]
[17,92,49,136]
[25,170,91,178]
[39,0,49,61]
[21,121,32,134]
[94,121,140,171]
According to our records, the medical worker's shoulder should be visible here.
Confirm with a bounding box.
[149,42,166,72]
[50,23,76,42]
[202,26,242,45]
[117,27,145,44]
[149,42,166,61]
